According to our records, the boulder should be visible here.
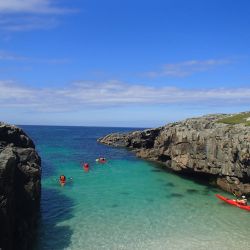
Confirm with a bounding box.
[0,123,41,250]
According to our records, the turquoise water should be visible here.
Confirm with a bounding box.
[22,126,250,250]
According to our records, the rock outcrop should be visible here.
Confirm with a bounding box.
[0,123,41,250]
[99,114,250,196]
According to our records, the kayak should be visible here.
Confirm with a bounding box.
[215,194,250,211]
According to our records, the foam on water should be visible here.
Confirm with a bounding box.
[21,126,250,250]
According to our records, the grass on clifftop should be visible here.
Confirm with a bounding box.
[217,112,250,126]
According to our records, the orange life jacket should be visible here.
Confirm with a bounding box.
[60,175,66,183]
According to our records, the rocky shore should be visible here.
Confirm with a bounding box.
[0,123,41,250]
[98,113,250,196]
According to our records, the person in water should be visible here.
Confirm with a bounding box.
[96,157,106,163]
[236,195,247,205]
[83,163,89,171]
[59,175,66,185]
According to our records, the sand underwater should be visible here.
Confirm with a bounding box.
[21,125,250,250]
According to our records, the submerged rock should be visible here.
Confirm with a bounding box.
[98,113,250,196]
[0,123,41,250]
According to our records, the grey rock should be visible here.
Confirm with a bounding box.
[0,123,41,250]
[98,113,250,196]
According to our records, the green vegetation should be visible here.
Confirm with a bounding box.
[217,112,250,126]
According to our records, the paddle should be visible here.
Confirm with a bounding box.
[232,192,238,201]
[232,192,247,205]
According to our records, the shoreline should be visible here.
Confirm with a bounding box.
[98,112,250,197]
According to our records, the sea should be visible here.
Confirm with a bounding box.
[20,125,250,250]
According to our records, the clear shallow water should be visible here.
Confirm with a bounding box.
[21,126,250,250]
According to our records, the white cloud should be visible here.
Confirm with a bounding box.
[0,1,75,32]
[0,80,250,112]
[0,0,67,14]
[0,50,70,64]
[144,59,232,78]
[0,16,59,31]
[0,81,34,99]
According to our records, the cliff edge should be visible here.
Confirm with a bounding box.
[0,123,41,250]
[99,113,250,196]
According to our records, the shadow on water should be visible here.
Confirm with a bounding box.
[175,171,220,191]
[151,169,163,172]
[146,198,154,203]
[151,163,221,194]
[201,185,219,196]
[40,160,58,180]
[120,192,130,195]
[168,193,184,198]
[34,188,74,250]
[165,182,175,187]
[186,189,199,194]
[202,189,210,195]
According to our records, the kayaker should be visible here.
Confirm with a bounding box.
[236,196,247,205]
[97,157,106,163]
[59,175,66,185]
[216,194,250,211]
[83,163,89,172]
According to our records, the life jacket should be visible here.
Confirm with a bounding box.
[60,175,66,183]
[84,163,89,169]
[237,199,247,205]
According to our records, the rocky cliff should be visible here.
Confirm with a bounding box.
[0,123,41,250]
[99,113,250,196]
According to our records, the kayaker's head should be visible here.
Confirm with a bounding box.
[242,195,246,199]
[60,175,66,181]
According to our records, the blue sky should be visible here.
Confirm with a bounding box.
[0,0,250,127]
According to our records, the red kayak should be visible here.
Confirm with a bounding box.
[215,194,250,211]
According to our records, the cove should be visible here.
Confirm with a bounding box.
[22,126,250,250]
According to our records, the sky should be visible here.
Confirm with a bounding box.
[0,0,250,127]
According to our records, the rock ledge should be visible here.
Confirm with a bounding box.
[99,113,250,196]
